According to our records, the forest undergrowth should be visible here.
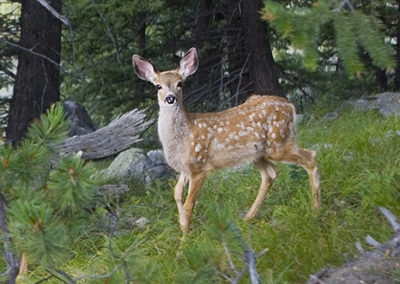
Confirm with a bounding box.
[16,108,400,283]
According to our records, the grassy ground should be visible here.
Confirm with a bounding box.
[23,108,400,283]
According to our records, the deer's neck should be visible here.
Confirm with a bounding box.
[158,104,190,172]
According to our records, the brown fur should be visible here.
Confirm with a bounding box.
[133,48,320,234]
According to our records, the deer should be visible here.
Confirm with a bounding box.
[132,48,320,234]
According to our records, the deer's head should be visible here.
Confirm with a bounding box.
[132,48,198,108]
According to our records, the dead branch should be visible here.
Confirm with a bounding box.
[34,0,70,26]
[0,38,64,71]
[60,108,153,160]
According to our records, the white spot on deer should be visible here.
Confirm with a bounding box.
[195,144,202,152]
[201,135,205,139]
[229,132,235,139]
[261,133,266,139]
[271,133,276,139]
[226,121,230,125]
[197,155,202,161]
[275,106,280,111]
[217,144,225,150]
[217,128,223,133]
[251,121,257,128]
[191,141,195,146]
[255,132,260,139]
[198,123,203,128]
[202,123,208,128]
[247,127,253,131]
[213,125,217,129]
[238,130,249,136]
[219,121,224,126]
[189,133,194,138]
[225,138,230,144]
[194,120,198,125]
[234,135,240,140]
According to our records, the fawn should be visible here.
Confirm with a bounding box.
[132,48,320,234]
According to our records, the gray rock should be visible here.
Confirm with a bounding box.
[147,149,167,166]
[97,184,129,196]
[346,92,400,118]
[145,165,172,184]
[63,101,97,136]
[105,147,173,183]
[295,114,304,125]
[322,112,339,121]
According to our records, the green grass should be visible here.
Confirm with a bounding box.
[21,109,400,283]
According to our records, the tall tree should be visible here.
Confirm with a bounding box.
[395,0,400,90]
[6,0,62,146]
[226,0,284,105]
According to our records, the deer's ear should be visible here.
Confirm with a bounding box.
[178,48,198,80]
[132,55,158,84]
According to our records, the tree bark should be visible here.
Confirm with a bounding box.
[394,0,400,91]
[226,0,284,105]
[6,0,62,146]
[242,0,283,98]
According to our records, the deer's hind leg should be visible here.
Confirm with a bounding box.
[270,143,320,209]
[244,158,278,221]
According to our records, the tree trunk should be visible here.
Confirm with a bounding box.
[394,0,400,91]
[226,0,283,105]
[375,67,387,91]
[6,0,62,146]
[242,0,284,98]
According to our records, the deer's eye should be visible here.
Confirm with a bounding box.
[156,84,162,90]
[177,81,182,88]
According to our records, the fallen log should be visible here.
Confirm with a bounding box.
[60,108,153,160]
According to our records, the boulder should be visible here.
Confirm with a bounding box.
[346,92,400,117]
[63,101,97,136]
[105,148,173,183]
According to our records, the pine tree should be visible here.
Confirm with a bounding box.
[0,104,100,281]
[262,0,395,77]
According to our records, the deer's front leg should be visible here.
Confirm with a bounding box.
[181,173,207,234]
[174,173,188,230]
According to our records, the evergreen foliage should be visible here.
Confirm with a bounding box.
[0,104,101,276]
[262,0,395,76]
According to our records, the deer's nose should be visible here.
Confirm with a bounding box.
[165,94,176,105]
